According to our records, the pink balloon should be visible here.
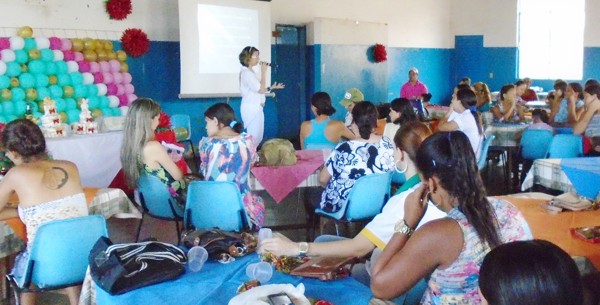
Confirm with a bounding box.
[63,50,75,61]
[106,83,118,95]
[49,37,62,50]
[89,61,100,73]
[118,94,128,106]
[0,38,10,50]
[127,94,137,105]
[124,83,135,94]
[112,72,123,84]
[122,72,132,84]
[60,38,72,51]
[93,72,104,84]
[74,51,84,62]
[96,83,108,95]
[78,61,90,73]
[102,72,113,84]
[109,59,120,72]
[116,84,125,95]
[99,61,110,72]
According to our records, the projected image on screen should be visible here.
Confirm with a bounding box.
[197,4,258,74]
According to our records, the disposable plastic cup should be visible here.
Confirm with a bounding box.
[246,262,273,283]
[258,228,272,245]
[187,246,208,272]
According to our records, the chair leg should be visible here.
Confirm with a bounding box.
[135,214,145,242]
[175,221,181,244]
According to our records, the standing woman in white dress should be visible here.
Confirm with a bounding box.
[238,46,284,145]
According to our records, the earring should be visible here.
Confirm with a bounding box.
[395,160,408,174]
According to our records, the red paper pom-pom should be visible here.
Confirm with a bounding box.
[105,0,132,20]
[373,43,387,63]
[121,28,150,58]
[157,112,172,129]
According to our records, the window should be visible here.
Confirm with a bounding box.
[518,0,585,80]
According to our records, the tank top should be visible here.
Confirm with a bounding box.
[304,118,337,150]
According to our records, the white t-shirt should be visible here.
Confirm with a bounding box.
[239,66,265,107]
[382,123,400,147]
[360,182,447,249]
[448,110,483,160]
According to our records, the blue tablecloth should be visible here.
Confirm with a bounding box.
[560,157,600,199]
[96,254,373,305]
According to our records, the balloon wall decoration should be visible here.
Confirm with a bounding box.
[0,26,136,125]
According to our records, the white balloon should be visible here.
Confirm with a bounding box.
[96,83,108,96]
[120,106,129,116]
[0,49,16,62]
[52,50,64,62]
[9,36,25,50]
[108,95,120,107]
[82,72,94,85]
[66,61,79,73]
[35,37,50,49]
[0,61,6,75]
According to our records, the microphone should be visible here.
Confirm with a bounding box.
[260,61,277,68]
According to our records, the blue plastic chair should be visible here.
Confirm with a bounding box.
[546,134,583,158]
[136,173,184,242]
[7,215,108,304]
[477,135,495,171]
[184,180,250,231]
[171,114,197,168]
[315,172,392,236]
[520,129,554,160]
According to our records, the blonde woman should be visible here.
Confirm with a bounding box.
[473,82,492,112]
[121,98,185,204]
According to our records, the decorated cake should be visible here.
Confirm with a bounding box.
[71,98,98,134]
[40,97,66,138]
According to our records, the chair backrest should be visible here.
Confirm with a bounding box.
[520,129,554,160]
[171,114,191,141]
[477,135,495,170]
[27,215,108,289]
[138,173,184,220]
[546,134,583,158]
[184,180,249,231]
[343,172,392,221]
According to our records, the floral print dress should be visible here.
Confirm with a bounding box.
[320,137,395,212]
[198,133,265,228]
[143,164,186,207]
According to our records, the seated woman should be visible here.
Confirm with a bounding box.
[198,102,265,228]
[263,122,445,292]
[549,80,585,125]
[121,98,186,205]
[317,101,395,213]
[473,82,492,112]
[479,240,583,305]
[437,88,484,160]
[300,92,355,150]
[383,98,419,145]
[491,84,524,122]
[0,119,88,305]
[370,131,532,303]
[520,77,539,102]
[574,84,600,156]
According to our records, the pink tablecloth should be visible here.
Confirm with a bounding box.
[251,150,324,203]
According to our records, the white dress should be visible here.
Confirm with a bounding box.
[240,66,266,144]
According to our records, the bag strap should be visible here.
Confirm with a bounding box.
[105,241,187,278]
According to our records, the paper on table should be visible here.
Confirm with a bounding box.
[228,283,310,305]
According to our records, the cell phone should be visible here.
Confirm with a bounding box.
[267,293,295,305]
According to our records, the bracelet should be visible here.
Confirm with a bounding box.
[266,87,271,92]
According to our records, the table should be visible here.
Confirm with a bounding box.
[47,131,124,188]
[82,254,372,305]
[522,157,600,199]
[503,195,600,269]
[484,123,529,192]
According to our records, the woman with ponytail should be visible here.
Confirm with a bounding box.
[437,88,484,160]
[371,131,532,304]
[198,102,265,228]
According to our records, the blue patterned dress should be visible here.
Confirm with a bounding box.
[198,133,265,228]
[320,137,395,212]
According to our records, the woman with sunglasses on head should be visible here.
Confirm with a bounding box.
[371,131,532,304]
[238,46,285,145]
[198,102,265,228]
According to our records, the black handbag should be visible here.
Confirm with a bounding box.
[89,236,187,295]
[181,229,257,262]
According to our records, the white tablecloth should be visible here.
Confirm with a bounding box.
[46,131,124,187]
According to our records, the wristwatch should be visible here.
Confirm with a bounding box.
[298,242,309,256]
[394,219,414,236]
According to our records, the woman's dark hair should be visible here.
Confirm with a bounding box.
[456,88,483,135]
[421,93,432,102]
[584,84,600,96]
[204,102,243,133]
[376,103,391,120]
[390,98,418,125]
[568,82,584,100]
[456,84,471,92]
[238,46,259,67]
[416,131,501,248]
[554,80,568,98]
[479,240,583,305]
[394,121,431,164]
[531,109,549,124]
[311,92,336,116]
[584,78,599,89]
[498,84,515,101]
[2,118,47,162]
[352,101,378,139]
[514,79,525,87]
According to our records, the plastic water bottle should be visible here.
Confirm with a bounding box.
[246,262,273,283]
[187,246,208,272]
[258,228,272,254]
